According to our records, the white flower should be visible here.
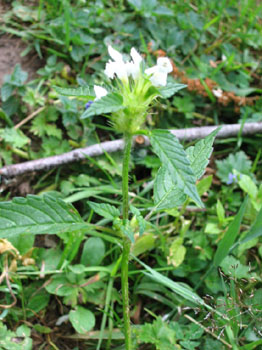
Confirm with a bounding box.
[127,47,143,80]
[145,56,172,86]
[145,65,158,76]
[108,45,124,62]
[130,47,143,67]
[94,85,108,100]
[104,46,143,82]
[125,62,140,80]
[148,71,168,87]
[105,61,128,83]
[212,88,223,98]
[156,57,173,73]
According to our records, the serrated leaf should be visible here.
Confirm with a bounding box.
[154,166,186,209]
[151,129,203,207]
[216,151,252,184]
[7,64,28,86]
[130,205,146,236]
[186,127,220,179]
[88,201,120,220]
[53,86,93,97]
[0,128,30,148]
[1,83,14,102]
[81,93,124,119]
[0,195,87,239]
[120,221,135,243]
[158,82,187,98]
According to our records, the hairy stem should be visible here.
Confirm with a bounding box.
[121,133,133,350]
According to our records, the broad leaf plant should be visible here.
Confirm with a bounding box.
[0,46,219,350]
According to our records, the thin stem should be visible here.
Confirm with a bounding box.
[121,133,133,350]
[122,134,132,223]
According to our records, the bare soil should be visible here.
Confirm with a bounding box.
[0,1,43,86]
[0,34,43,86]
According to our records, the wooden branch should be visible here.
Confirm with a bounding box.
[1,122,261,178]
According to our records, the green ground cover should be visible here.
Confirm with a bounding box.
[0,0,262,349]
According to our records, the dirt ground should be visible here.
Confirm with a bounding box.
[0,34,43,86]
[0,3,43,86]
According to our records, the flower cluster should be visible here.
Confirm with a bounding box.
[93,46,173,98]
[88,45,173,134]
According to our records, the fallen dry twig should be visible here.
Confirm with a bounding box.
[0,122,262,178]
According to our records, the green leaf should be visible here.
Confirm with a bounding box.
[81,93,124,119]
[1,83,14,102]
[240,340,262,350]
[0,108,13,127]
[6,64,28,87]
[33,324,52,334]
[220,256,251,279]
[0,128,30,148]
[213,197,247,267]
[216,151,252,184]
[45,275,73,296]
[135,317,176,350]
[132,233,155,257]
[9,232,34,255]
[154,166,186,209]
[120,221,135,243]
[158,82,187,98]
[88,201,120,220]
[0,195,87,239]
[134,256,224,318]
[216,199,225,224]
[0,322,32,350]
[53,86,93,97]
[196,175,213,196]
[130,205,146,236]
[238,206,262,245]
[69,306,95,334]
[237,172,258,200]
[167,237,186,267]
[151,129,203,207]
[186,127,220,179]
[80,237,105,266]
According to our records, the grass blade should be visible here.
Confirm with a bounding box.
[213,196,247,267]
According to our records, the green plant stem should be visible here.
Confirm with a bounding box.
[121,133,133,350]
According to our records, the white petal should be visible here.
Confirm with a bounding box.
[104,61,116,79]
[105,60,128,83]
[130,47,143,66]
[145,65,158,76]
[156,57,173,73]
[126,62,140,80]
[94,85,108,100]
[212,88,223,98]
[108,45,123,62]
[114,62,128,82]
[149,71,168,86]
